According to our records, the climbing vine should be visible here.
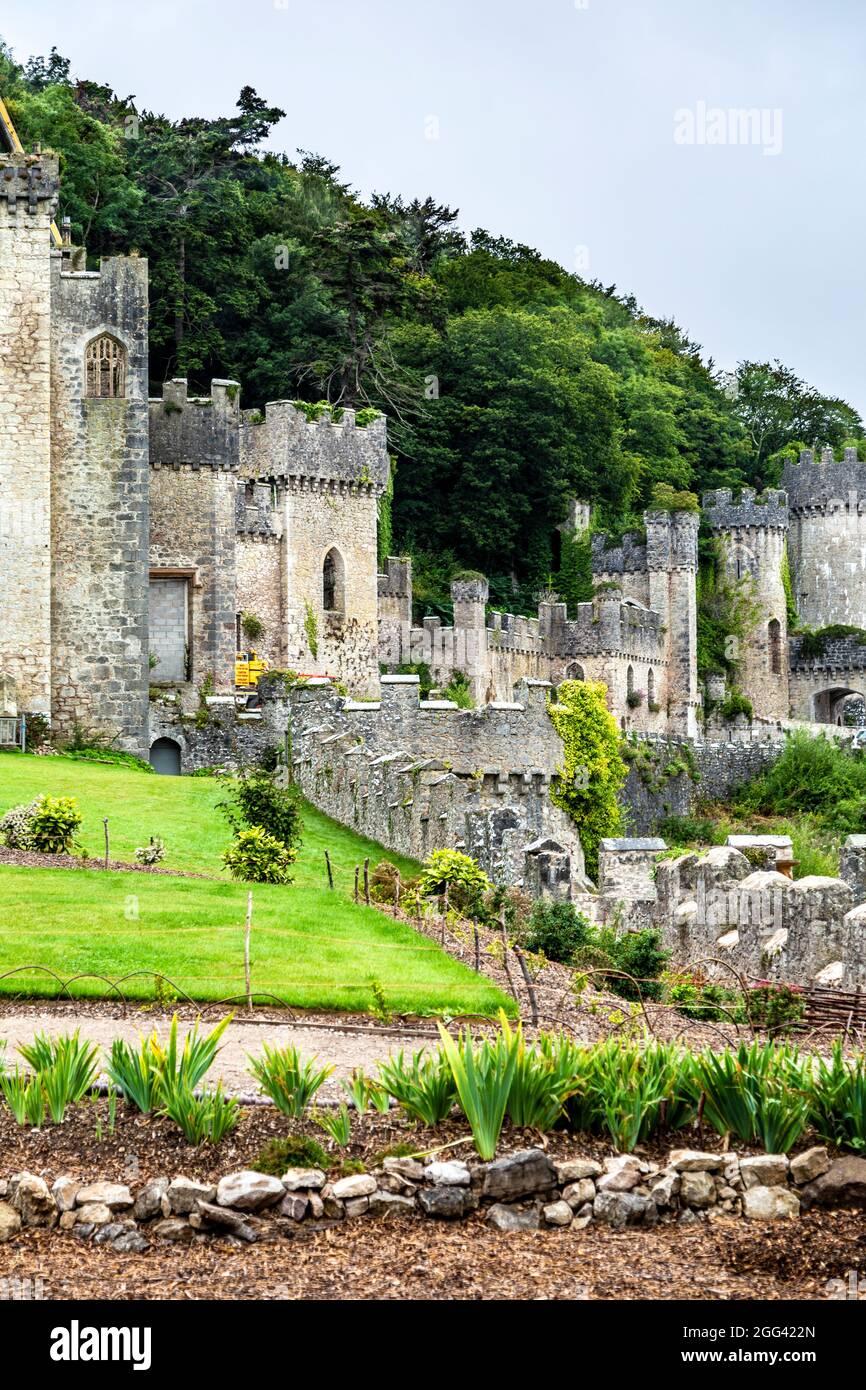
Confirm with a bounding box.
[547,679,626,878]
[303,600,319,659]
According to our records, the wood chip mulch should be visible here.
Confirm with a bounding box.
[4,1210,864,1301]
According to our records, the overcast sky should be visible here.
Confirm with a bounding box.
[4,0,864,416]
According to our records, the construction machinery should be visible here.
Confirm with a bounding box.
[235,650,268,690]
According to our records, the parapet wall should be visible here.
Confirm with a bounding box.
[781,449,866,513]
[149,380,240,471]
[239,402,390,490]
[655,846,866,990]
[702,488,789,531]
[274,676,590,893]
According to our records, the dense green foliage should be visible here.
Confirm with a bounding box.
[3,39,862,612]
[734,730,866,836]
[548,680,626,875]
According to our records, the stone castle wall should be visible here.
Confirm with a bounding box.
[50,255,150,749]
[0,155,58,716]
[148,381,240,700]
[278,675,589,892]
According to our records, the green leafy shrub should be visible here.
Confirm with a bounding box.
[27,795,82,854]
[418,848,491,914]
[241,611,264,641]
[219,769,303,853]
[548,679,626,877]
[442,670,474,708]
[719,690,753,721]
[248,1043,334,1117]
[222,826,296,884]
[583,925,669,1001]
[519,900,593,964]
[662,970,737,1022]
[743,981,806,1034]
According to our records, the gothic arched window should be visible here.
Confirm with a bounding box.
[323,547,345,615]
[85,334,127,399]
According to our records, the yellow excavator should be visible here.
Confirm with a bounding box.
[0,94,63,248]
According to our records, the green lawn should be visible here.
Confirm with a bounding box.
[0,752,509,1016]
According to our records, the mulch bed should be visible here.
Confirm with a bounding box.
[0,1096,825,1189]
[5,1209,864,1301]
[0,847,216,879]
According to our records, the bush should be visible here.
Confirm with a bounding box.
[582,926,669,1002]
[219,769,303,854]
[222,826,296,884]
[520,900,593,964]
[135,836,166,866]
[241,611,264,642]
[547,679,626,878]
[418,848,491,915]
[442,671,474,708]
[252,1135,328,1175]
[27,795,82,854]
[0,798,40,849]
[735,730,866,835]
[743,981,806,1034]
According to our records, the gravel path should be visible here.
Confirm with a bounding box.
[0,1004,437,1098]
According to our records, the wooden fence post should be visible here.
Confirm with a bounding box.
[364,858,371,906]
[244,891,253,1011]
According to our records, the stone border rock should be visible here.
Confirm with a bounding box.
[1,1146,862,1251]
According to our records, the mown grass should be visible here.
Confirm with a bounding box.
[0,752,510,1016]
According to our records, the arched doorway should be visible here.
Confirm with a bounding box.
[149,737,182,776]
[812,686,866,726]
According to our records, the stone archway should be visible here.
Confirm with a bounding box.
[812,686,866,726]
[149,737,182,776]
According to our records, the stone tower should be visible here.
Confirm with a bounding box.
[781,448,866,630]
[702,488,790,719]
[645,508,700,737]
[0,152,59,716]
[239,403,391,696]
[50,250,150,748]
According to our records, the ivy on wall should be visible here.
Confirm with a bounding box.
[547,679,626,877]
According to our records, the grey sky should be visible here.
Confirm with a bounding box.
[4,0,865,416]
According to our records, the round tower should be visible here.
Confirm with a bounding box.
[781,447,866,630]
[702,488,789,719]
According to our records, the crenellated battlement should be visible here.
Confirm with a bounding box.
[0,153,59,219]
[239,400,389,492]
[781,449,866,514]
[702,487,789,531]
[149,379,240,471]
